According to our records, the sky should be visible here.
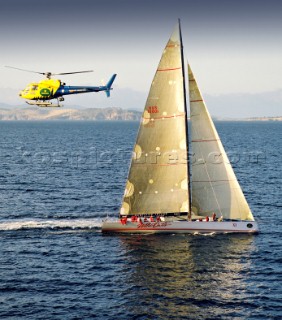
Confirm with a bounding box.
[0,0,282,117]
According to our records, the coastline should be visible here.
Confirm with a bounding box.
[0,107,281,121]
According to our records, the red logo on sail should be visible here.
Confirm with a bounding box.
[147,106,159,114]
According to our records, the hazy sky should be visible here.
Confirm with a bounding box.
[1,0,282,115]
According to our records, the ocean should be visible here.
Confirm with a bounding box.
[0,121,281,319]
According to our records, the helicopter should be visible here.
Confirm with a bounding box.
[5,66,117,107]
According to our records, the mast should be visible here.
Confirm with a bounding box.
[178,19,192,219]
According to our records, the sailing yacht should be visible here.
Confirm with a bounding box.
[102,21,258,234]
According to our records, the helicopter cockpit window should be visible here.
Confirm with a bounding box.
[31,85,38,90]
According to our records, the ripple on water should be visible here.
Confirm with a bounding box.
[0,121,281,319]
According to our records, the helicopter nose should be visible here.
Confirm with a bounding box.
[19,93,22,97]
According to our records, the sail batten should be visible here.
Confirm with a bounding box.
[188,64,254,221]
[157,67,181,71]
[120,23,190,216]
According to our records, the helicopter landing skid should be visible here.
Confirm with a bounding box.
[26,99,63,108]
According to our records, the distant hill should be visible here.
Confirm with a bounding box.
[212,116,282,121]
[0,107,141,121]
[0,105,280,121]
[244,116,282,121]
[1,86,282,118]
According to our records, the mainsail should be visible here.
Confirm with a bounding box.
[188,64,254,220]
[120,24,190,216]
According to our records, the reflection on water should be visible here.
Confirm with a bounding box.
[118,234,256,320]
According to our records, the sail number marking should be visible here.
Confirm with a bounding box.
[147,106,159,113]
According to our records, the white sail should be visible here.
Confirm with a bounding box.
[120,24,190,216]
[188,64,254,220]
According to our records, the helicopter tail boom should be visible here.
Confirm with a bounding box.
[105,74,117,97]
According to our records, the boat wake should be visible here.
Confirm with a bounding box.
[0,218,105,231]
[193,231,216,236]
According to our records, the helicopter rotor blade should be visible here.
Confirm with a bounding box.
[4,66,45,75]
[52,70,94,76]
[5,66,94,78]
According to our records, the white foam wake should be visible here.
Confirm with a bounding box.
[0,218,104,231]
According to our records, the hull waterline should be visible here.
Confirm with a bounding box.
[101,220,259,234]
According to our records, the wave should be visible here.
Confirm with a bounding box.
[0,218,106,231]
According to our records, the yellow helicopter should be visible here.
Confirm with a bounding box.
[5,66,117,107]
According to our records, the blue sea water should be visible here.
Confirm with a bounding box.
[0,121,281,320]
